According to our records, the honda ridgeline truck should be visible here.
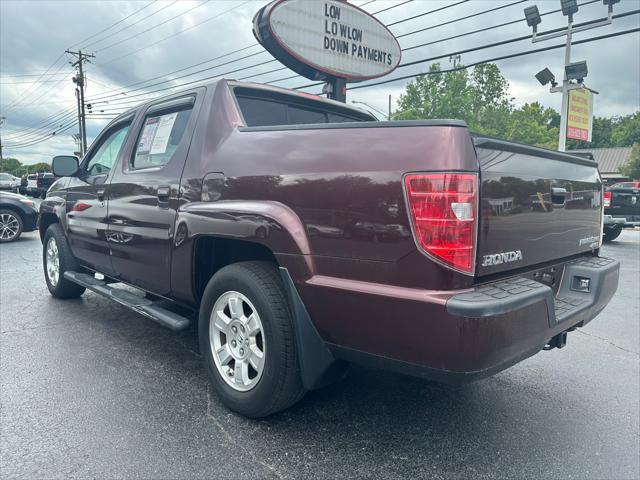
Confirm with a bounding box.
[40,80,619,417]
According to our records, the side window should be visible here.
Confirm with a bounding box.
[287,105,327,125]
[85,123,131,177]
[132,105,193,169]
[236,96,287,127]
[327,113,360,123]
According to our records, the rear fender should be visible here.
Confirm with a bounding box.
[176,200,315,276]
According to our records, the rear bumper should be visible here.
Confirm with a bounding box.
[606,214,640,227]
[301,255,619,384]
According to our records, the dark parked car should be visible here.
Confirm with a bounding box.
[0,191,38,242]
[39,80,619,417]
[603,180,640,241]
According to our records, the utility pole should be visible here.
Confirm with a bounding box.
[525,0,619,152]
[65,49,95,156]
[0,116,5,162]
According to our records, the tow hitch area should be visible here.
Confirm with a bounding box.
[544,331,568,350]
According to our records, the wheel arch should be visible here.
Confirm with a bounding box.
[38,212,59,241]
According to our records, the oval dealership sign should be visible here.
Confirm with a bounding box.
[253,0,401,81]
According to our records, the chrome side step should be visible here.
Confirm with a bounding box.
[63,271,190,331]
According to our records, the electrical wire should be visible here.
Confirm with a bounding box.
[71,0,158,49]
[94,0,207,53]
[387,0,471,28]
[95,1,253,67]
[82,1,178,50]
[291,8,640,90]
[348,27,640,90]
[370,0,413,16]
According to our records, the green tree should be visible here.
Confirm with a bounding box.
[611,112,640,146]
[506,103,559,150]
[620,143,640,180]
[0,157,22,174]
[395,63,512,135]
[27,162,51,174]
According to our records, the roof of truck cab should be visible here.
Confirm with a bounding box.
[109,78,373,122]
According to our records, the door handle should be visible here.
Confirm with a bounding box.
[97,189,105,202]
[157,186,171,203]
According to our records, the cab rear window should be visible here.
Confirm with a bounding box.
[234,87,375,127]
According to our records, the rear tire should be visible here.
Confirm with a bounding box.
[603,224,622,242]
[199,261,305,418]
[43,223,86,299]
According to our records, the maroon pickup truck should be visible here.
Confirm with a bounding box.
[40,80,619,417]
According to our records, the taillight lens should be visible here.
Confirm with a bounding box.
[603,191,612,207]
[404,173,477,274]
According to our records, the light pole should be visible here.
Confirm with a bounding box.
[524,0,620,151]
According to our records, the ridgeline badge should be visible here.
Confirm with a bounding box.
[252,0,401,82]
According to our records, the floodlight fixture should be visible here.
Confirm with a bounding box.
[565,60,588,82]
[524,5,541,27]
[535,68,557,87]
[560,0,579,17]
[602,0,620,12]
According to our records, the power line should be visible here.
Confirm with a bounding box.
[401,0,600,52]
[83,1,178,50]
[0,72,69,78]
[86,0,470,103]
[88,47,265,103]
[292,7,639,90]
[96,1,252,67]
[2,109,77,141]
[387,0,471,28]
[371,0,413,16]
[3,119,78,149]
[1,57,71,114]
[71,0,158,49]
[348,27,640,91]
[93,0,208,53]
[395,0,525,35]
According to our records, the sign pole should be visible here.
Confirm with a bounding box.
[326,77,346,103]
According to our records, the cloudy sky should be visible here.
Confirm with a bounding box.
[1,0,639,165]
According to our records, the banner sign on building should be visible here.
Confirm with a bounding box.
[567,88,594,142]
[253,0,401,82]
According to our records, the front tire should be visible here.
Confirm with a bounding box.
[199,261,305,418]
[0,209,23,243]
[43,223,86,299]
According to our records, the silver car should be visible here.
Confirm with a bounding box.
[0,173,19,192]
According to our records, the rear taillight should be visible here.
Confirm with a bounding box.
[404,173,478,274]
[604,191,612,208]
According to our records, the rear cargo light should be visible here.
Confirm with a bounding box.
[404,173,478,274]
[603,190,612,207]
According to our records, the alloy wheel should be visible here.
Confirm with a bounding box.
[0,213,19,241]
[46,237,60,287]
[209,291,266,392]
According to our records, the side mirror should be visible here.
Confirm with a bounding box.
[52,155,79,177]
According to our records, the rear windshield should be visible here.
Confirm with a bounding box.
[234,87,375,127]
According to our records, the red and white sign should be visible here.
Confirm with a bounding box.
[253,0,401,81]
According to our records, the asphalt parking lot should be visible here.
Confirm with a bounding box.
[1,227,638,479]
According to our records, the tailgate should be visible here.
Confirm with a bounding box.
[474,137,602,277]
[609,187,640,217]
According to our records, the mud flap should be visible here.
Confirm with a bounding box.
[279,267,349,390]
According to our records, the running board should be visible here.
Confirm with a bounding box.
[63,271,190,331]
